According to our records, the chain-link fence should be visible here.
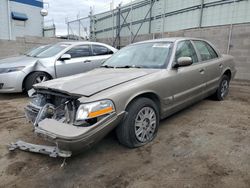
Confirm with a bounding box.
[67,17,91,40]
[66,0,250,48]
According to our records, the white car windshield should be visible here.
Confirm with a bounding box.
[35,44,70,58]
[25,45,51,57]
[103,42,172,69]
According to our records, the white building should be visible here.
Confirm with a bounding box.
[0,0,44,40]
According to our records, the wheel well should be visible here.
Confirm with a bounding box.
[126,92,161,113]
[224,69,232,80]
[22,71,52,90]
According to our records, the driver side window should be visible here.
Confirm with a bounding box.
[175,41,198,64]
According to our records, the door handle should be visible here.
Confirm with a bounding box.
[199,69,205,74]
[84,60,91,63]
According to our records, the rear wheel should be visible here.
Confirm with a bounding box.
[116,98,159,148]
[214,75,230,101]
[24,72,50,92]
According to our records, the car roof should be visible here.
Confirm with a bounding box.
[133,37,206,45]
[56,41,113,46]
[54,41,117,51]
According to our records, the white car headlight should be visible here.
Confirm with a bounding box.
[0,66,25,74]
[76,100,115,121]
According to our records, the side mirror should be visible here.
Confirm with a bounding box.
[174,57,193,68]
[60,54,71,61]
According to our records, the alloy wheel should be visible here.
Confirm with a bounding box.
[221,79,229,98]
[134,107,157,143]
[35,75,48,84]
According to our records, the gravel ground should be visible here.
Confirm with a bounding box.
[0,80,249,188]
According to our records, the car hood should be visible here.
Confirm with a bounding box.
[34,68,158,97]
[0,55,39,68]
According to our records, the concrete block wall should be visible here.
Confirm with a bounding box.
[97,23,250,80]
[0,36,66,59]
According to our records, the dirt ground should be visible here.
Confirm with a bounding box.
[0,80,249,188]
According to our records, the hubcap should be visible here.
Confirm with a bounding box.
[134,107,157,143]
[221,79,229,98]
[35,75,48,84]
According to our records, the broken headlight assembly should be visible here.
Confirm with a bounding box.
[75,100,115,124]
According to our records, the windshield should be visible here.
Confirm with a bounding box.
[35,43,70,58]
[103,42,172,69]
[25,45,51,57]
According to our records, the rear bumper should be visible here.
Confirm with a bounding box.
[0,71,26,93]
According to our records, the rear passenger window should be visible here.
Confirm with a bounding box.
[92,45,113,56]
[193,41,218,61]
[175,41,198,63]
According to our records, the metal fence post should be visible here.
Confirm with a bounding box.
[162,0,166,38]
[115,4,121,48]
[199,0,204,28]
[67,22,69,40]
[149,0,153,34]
[130,3,133,44]
[227,0,236,54]
[112,9,114,45]
[78,20,81,40]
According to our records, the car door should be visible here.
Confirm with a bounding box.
[166,40,207,113]
[89,44,114,68]
[192,40,223,95]
[55,45,93,78]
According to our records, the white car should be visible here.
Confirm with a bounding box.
[0,42,117,93]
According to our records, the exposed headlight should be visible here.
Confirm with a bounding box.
[76,100,115,121]
[0,66,25,74]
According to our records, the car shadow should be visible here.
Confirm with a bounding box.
[0,93,27,100]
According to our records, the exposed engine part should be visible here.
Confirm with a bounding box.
[25,92,78,126]
[34,103,55,126]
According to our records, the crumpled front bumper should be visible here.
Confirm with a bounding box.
[9,140,72,158]
[9,112,125,157]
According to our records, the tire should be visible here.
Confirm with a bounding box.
[24,72,50,92]
[116,97,160,148]
[214,75,230,101]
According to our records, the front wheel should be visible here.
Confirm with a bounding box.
[214,75,230,101]
[24,72,50,92]
[116,98,159,148]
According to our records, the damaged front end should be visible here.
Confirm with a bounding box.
[25,90,79,127]
[9,89,123,158]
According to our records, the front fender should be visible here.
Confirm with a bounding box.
[22,60,56,78]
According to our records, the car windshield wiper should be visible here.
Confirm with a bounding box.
[101,65,115,68]
[115,65,142,69]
